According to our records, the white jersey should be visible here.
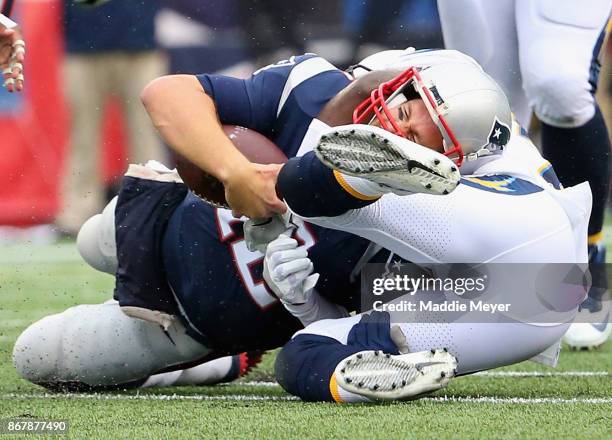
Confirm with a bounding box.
[299,127,591,267]
[292,129,592,372]
[290,48,593,374]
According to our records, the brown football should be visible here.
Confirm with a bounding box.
[175,125,288,208]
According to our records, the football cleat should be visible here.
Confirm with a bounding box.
[563,297,610,350]
[315,124,460,196]
[334,348,457,401]
[563,321,611,350]
[238,350,266,378]
[563,243,610,350]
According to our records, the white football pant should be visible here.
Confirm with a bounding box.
[13,300,210,388]
[437,0,611,128]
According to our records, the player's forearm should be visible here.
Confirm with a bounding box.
[141,74,249,184]
[318,70,401,126]
[282,290,349,327]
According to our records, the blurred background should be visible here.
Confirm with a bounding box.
[0,0,610,242]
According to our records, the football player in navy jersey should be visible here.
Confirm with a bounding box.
[12,158,373,390]
[13,49,451,391]
[13,52,392,391]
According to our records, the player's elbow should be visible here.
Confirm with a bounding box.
[141,75,203,114]
[140,75,173,112]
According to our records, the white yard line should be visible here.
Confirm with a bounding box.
[474,371,609,377]
[425,396,612,404]
[0,393,299,402]
[1,393,610,404]
[228,381,280,387]
[230,371,609,388]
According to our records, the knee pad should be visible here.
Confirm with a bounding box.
[76,196,118,274]
[13,302,208,388]
[524,71,595,127]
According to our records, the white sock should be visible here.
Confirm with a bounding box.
[140,356,235,388]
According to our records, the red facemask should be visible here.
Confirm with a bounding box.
[352,67,465,166]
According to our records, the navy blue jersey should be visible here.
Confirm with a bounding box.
[197,53,351,157]
[113,55,370,353]
[162,192,369,352]
[114,177,368,353]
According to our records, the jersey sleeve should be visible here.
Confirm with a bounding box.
[196,54,349,135]
[1,0,14,17]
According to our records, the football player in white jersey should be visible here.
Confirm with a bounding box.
[436,0,612,349]
[259,52,593,402]
[0,0,24,92]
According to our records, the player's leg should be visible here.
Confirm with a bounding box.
[74,159,184,276]
[276,312,400,402]
[119,51,168,165]
[277,151,378,218]
[277,127,459,218]
[516,0,612,348]
[436,0,532,126]
[141,351,264,388]
[276,308,570,403]
[275,311,457,402]
[55,54,109,235]
[12,300,210,390]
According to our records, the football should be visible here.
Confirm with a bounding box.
[175,125,287,208]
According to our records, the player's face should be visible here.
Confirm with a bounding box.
[373,99,444,153]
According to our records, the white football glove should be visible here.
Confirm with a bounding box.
[263,235,319,305]
[244,211,294,253]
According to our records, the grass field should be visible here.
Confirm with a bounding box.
[0,241,610,439]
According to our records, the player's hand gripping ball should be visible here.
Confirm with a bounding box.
[175,125,287,209]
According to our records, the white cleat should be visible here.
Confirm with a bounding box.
[563,296,610,350]
[563,322,611,350]
[334,349,457,401]
[315,124,461,196]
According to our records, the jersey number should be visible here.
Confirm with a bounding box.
[215,209,316,310]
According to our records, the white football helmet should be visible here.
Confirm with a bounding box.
[351,50,512,167]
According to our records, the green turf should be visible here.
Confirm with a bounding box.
[0,241,610,439]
